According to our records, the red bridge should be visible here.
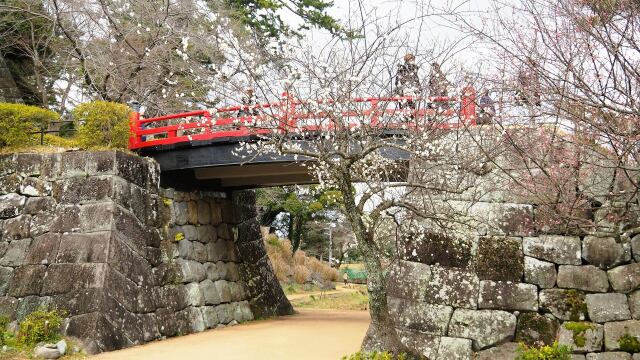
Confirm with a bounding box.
[130,88,478,189]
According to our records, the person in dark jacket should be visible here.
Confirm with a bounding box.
[237,88,259,117]
[395,53,421,110]
[477,90,495,124]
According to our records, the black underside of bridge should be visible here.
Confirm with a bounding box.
[138,134,409,191]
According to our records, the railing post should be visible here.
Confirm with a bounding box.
[128,100,141,149]
[461,86,477,125]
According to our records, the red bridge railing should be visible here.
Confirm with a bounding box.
[129,86,477,150]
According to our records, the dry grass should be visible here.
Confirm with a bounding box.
[265,236,339,285]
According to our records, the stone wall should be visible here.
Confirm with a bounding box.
[387,196,640,360]
[0,151,291,353]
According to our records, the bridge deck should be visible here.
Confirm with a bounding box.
[132,90,477,189]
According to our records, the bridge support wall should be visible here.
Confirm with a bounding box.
[0,151,291,353]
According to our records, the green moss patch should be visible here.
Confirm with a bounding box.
[619,334,640,353]
[565,290,588,321]
[516,313,559,346]
[564,322,596,348]
[476,236,524,282]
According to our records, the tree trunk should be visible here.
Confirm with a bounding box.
[337,172,421,359]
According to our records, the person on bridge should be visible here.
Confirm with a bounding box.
[477,90,495,124]
[428,62,450,109]
[237,88,259,117]
[395,53,421,111]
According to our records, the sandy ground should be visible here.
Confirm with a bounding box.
[92,309,370,360]
[286,283,363,300]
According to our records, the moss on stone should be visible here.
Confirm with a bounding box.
[565,290,588,321]
[476,236,524,282]
[619,334,640,353]
[516,313,559,346]
[564,322,595,347]
[401,232,471,268]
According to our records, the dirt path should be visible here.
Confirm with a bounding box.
[92,309,370,360]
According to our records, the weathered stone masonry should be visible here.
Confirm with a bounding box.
[0,151,291,353]
[387,197,640,360]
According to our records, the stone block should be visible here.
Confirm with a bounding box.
[524,256,556,288]
[41,263,106,295]
[629,291,640,320]
[478,281,538,312]
[396,328,440,360]
[231,190,257,223]
[448,309,517,350]
[586,353,632,360]
[186,306,205,333]
[583,236,630,269]
[476,237,523,282]
[57,232,109,263]
[185,283,204,306]
[205,262,222,281]
[140,313,160,342]
[475,342,518,360]
[16,295,52,321]
[0,238,30,266]
[201,306,219,328]
[386,260,431,300]
[107,237,153,287]
[557,265,609,293]
[177,239,194,259]
[586,294,631,323]
[540,289,588,321]
[230,239,263,264]
[229,282,246,302]
[23,197,55,215]
[557,322,604,353]
[210,200,222,225]
[112,205,146,253]
[388,297,453,335]
[226,263,240,282]
[604,320,640,351]
[29,212,55,237]
[49,205,80,233]
[0,296,18,320]
[173,202,188,226]
[2,215,30,241]
[193,241,208,263]
[155,307,179,337]
[436,337,473,360]
[201,279,222,305]
[401,231,472,268]
[197,200,210,225]
[8,265,46,297]
[215,303,233,324]
[176,259,205,283]
[515,313,559,346]
[152,285,187,312]
[0,267,12,295]
[424,266,479,309]
[52,176,113,204]
[197,225,216,243]
[187,201,198,225]
[14,153,47,177]
[215,280,232,303]
[24,233,59,265]
[467,202,534,236]
[0,174,20,195]
[115,151,154,190]
[523,235,582,265]
[217,223,232,241]
[18,177,51,197]
[608,263,640,293]
[52,289,103,316]
[632,235,640,263]
[0,193,27,219]
[236,301,253,322]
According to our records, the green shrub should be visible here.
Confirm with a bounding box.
[17,308,65,346]
[0,103,59,147]
[0,315,10,346]
[341,351,407,360]
[516,342,572,360]
[43,133,80,148]
[619,334,640,353]
[72,101,131,149]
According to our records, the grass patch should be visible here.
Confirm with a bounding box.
[282,282,320,295]
[342,351,407,360]
[290,288,369,310]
